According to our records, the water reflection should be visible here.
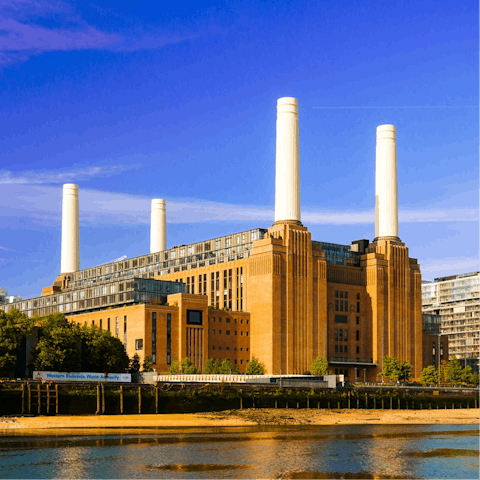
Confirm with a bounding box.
[0,425,477,479]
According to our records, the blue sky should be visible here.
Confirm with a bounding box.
[0,0,478,299]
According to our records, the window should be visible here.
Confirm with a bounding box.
[356,316,360,325]
[219,318,222,323]
[334,329,338,341]
[226,346,230,351]
[152,312,157,364]
[339,330,343,341]
[115,317,119,337]
[356,346,360,354]
[241,331,243,336]
[215,240,221,249]
[219,330,222,334]
[335,315,347,324]
[219,346,222,351]
[226,318,230,323]
[345,292,348,299]
[226,330,230,335]
[212,329,215,334]
[108,318,110,331]
[212,346,216,350]
[356,293,360,300]
[340,291,343,299]
[345,346,348,353]
[357,302,360,313]
[167,313,171,364]
[135,339,143,350]
[240,319,243,324]
[339,345,343,353]
[100,319,102,329]
[335,300,339,311]
[344,329,348,341]
[180,248,185,257]
[345,301,348,311]
[187,246,194,255]
[235,331,237,335]
[240,360,243,364]
[335,290,339,298]
[187,310,203,325]
[356,330,359,341]
[212,317,215,322]
[226,237,231,247]
[335,345,338,353]
[340,300,344,312]
[92,320,95,326]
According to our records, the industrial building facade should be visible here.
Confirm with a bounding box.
[422,272,479,372]
[1,97,430,380]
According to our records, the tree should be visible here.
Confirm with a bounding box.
[30,313,82,372]
[377,356,401,381]
[129,353,141,374]
[399,359,413,381]
[439,359,449,383]
[420,365,440,385]
[246,356,265,375]
[142,355,154,372]
[0,309,33,377]
[181,357,200,374]
[203,358,219,374]
[81,325,130,373]
[311,356,329,375]
[169,357,180,374]
[446,358,463,383]
[217,358,239,374]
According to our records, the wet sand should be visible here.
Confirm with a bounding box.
[0,408,477,430]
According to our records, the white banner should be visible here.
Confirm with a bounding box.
[33,371,131,383]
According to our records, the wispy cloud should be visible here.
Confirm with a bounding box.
[0,165,138,184]
[0,185,477,226]
[0,245,15,251]
[0,0,198,65]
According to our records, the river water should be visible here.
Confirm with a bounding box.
[0,424,478,479]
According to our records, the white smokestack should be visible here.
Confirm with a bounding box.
[61,183,79,273]
[275,97,301,224]
[150,199,166,253]
[375,124,399,239]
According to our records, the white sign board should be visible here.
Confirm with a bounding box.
[33,371,131,383]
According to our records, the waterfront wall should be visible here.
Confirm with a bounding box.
[0,382,477,416]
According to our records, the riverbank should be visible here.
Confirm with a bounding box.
[0,408,477,430]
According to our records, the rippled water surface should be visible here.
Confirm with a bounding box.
[0,424,478,479]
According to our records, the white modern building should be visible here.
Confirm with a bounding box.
[422,272,480,372]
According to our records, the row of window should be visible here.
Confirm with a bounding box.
[210,330,249,336]
[334,328,360,341]
[210,346,249,352]
[211,317,249,324]
[334,345,361,354]
[335,291,361,300]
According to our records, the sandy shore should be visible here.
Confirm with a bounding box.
[0,408,477,430]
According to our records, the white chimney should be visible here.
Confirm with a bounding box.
[150,199,166,253]
[375,124,399,239]
[61,184,79,273]
[275,97,301,224]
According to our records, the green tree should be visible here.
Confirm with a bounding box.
[378,356,401,381]
[439,359,449,383]
[129,353,141,374]
[0,308,33,377]
[142,355,154,372]
[203,358,219,374]
[420,365,440,385]
[217,358,239,374]
[311,356,329,375]
[466,371,479,385]
[399,359,413,381]
[169,357,180,375]
[246,356,265,375]
[181,357,200,374]
[81,325,130,373]
[447,358,463,383]
[30,313,82,372]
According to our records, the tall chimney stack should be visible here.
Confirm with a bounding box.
[275,97,301,224]
[375,124,399,239]
[150,199,166,253]
[61,183,79,273]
